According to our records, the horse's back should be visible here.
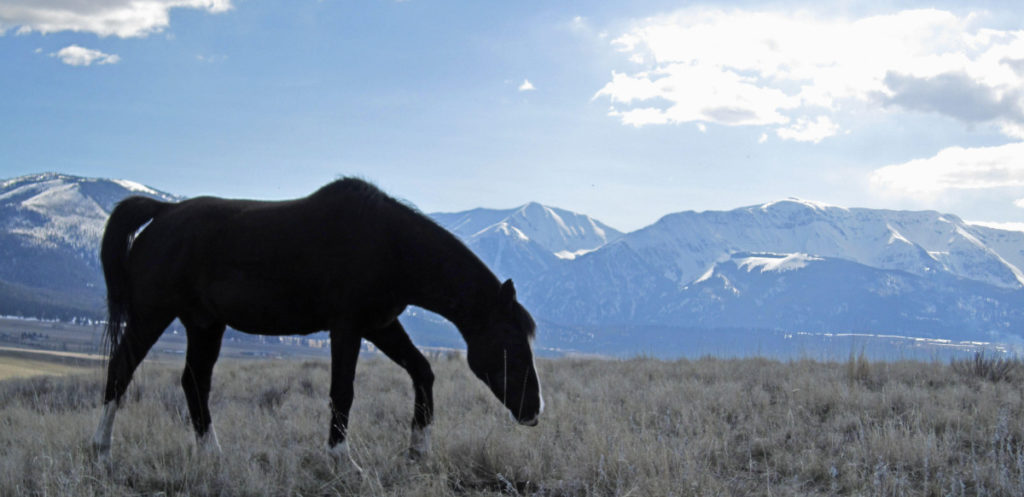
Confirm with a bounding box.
[126,183,411,333]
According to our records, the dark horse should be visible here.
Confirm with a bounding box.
[91,178,543,469]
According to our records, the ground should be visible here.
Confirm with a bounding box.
[1,351,1022,496]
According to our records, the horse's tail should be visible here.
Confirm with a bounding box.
[101,196,168,359]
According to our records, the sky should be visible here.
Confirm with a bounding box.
[2,0,1024,232]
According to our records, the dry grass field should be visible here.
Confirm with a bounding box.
[0,347,104,381]
[1,352,1023,496]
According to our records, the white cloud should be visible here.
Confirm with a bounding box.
[595,64,796,126]
[870,142,1024,196]
[758,133,768,144]
[595,8,1024,141]
[518,79,536,92]
[52,44,120,66]
[970,220,1024,232]
[696,123,706,133]
[196,53,227,63]
[0,0,232,38]
[776,116,839,143]
[1015,199,1024,209]
[569,16,587,32]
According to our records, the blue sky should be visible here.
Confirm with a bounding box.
[2,1,1024,231]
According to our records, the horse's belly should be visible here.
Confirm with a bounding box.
[207,280,330,335]
[227,311,323,336]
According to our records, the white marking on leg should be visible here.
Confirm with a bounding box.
[196,424,222,454]
[409,425,431,458]
[328,441,363,474]
[92,401,117,456]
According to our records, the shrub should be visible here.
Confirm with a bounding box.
[951,351,1021,383]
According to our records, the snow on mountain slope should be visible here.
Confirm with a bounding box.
[0,172,178,250]
[618,198,1024,289]
[463,222,561,281]
[668,252,1024,339]
[432,202,623,256]
[734,253,823,274]
[430,202,624,283]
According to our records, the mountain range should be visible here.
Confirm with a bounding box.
[3,173,1023,356]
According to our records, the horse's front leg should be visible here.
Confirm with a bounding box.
[364,319,435,460]
[328,327,363,474]
[180,321,226,454]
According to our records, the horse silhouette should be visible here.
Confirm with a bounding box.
[91,178,543,470]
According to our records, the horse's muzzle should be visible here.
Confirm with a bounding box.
[510,410,540,426]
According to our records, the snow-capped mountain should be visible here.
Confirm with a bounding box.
[1,173,177,250]
[501,198,1024,345]
[430,202,623,281]
[618,198,1024,290]
[432,202,622,257]
[0,173,177,318]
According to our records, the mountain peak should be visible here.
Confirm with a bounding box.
[758,197,847,213]
[433,202,623,256]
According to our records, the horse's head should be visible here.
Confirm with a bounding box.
[466,279,544,426]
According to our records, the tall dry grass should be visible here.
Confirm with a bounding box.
[1,353,1023,496]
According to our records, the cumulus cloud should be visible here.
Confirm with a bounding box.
[518,79,536,92]
[596,64,796,127]
[870,142,1024,195]
[594,8,1024,142]
[776,116,839,143]
[0,0,232,38]
[52,44,119,66]
[880,71,1024,124]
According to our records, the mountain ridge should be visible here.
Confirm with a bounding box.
[2,173,1023,355]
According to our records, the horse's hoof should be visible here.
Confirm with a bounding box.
[407,426,431,461]
[328,442,364,476]
[194,428,223,456]
[91,443,113,470]
[407,446,427,461]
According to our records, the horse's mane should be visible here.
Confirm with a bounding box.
[312,177,436,226]
[312,177,392,205]
[514,301,537,339]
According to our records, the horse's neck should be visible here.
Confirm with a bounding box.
[404,225,497,332]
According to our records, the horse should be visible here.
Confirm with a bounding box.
[91,178,543,470]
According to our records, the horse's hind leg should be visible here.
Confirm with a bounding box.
[365,320,435,459]
[180,322,226,453]
[327,327,363,473]
[92,312,174,460]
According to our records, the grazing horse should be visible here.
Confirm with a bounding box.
[91,178,543,469]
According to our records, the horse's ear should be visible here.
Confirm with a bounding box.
[499,279,516,306]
